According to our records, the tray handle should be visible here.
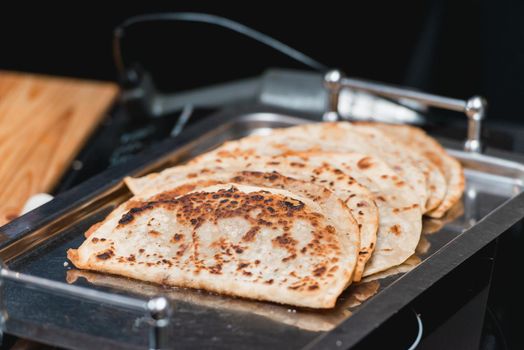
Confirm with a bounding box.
[0,261,174,349]
[323,69,487,153]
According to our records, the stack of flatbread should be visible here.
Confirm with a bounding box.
[68,122,464,309]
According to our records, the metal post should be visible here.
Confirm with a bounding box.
[147,296,172,350]
[323,70,343,122]
[464,96,487,153]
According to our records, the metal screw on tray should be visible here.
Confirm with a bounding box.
[323,69,487,154]
[147,296,172,350]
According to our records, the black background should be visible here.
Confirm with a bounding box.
[1,1,523,123]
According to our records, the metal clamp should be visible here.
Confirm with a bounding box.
[323,69,487,153]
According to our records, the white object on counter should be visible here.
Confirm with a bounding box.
[21,193,54,215]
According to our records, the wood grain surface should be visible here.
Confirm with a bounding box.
[0,71,118,225]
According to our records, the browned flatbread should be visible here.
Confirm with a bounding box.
[68,119,461,310]
[357,122,464,218]
[126,158,378,282]
[191,122,446,213]
[136,170,362,285]
[127,151,422,278]
[68,179,359,309]
[349,124,447,212]
[274,152,422,277]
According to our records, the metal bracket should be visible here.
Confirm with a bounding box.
[146,296,173,350]
[323,69,487,153]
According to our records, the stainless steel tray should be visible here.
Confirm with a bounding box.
[1,110,524,350]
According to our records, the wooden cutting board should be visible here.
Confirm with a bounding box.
[0,71,118,225]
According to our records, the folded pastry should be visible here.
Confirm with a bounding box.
[68,179,359,309]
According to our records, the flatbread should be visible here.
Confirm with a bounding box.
[423,200,464,235]
[126,160,378,282]
[127,151,422,277]
[191,122,445,213]
[266,152,422,276]
[348,124,446,212]
[359,122,464,218]
[68,182,359,309]
[137,170,361,282]
[361,255,421,283]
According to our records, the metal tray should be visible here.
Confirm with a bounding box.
[1,109,524,350]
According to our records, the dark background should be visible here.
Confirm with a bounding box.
[1,1,523,123]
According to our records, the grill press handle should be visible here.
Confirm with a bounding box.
[323,69,487,153]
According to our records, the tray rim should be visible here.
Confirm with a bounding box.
[1,106,524,349]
